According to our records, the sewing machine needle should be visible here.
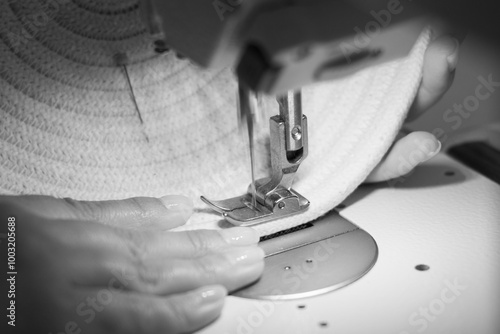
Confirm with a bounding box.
[114,53,149,142]
[238,82,257,209]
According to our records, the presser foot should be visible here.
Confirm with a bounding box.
[201,179,310,227]
[202,89,309,226]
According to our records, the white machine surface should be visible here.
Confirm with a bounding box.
[199,152,500,334]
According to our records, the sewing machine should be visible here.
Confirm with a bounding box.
[143,1,500,332]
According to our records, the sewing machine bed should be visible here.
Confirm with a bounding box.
[199,152,500,334]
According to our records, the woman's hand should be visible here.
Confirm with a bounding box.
[366,34,461,183]
[1,195,264,334]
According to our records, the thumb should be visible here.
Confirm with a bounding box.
[0,195,194,230]
[365,131,441,183]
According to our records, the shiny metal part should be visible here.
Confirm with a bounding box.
[201,89,309,226]
[238,83,258,208]
[277,91,303,152]
[114,53,149,142]
[233,210,379,300]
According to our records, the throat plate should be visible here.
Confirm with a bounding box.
[233,210,378,300]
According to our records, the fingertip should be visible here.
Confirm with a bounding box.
[199,285,228,303]
[182,285,227,331]
[426,35,459,72]
[419,134,442,162]
[159,195,194,224]
[430,35,459,72]
[159,195,194,211]
[410,35,458,120]
[365,132,441,183]
[219,227,260,246]
[395,132,441,167]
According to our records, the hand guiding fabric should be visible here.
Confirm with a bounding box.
[1,195,264,334]
[366,34,462,183]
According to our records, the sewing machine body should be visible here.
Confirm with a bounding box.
[146,0,428,94]
[143,2,500,332]
[199,152,500,333]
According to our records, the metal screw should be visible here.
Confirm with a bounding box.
[278,202,286,210]
[284,266,292,271]
[291,126,302,141]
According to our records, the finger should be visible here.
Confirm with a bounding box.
[407,35,460,121]
[365,132,441,183]
[37,219,139,287]
[72,227,261,289]
[87,285,227,334]
[129,245,265,295]
[138,228,261,259]
[1,195,193,230]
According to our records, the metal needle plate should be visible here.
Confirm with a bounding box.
[232,210,378,300]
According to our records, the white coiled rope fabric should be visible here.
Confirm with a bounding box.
[0,0,431,236]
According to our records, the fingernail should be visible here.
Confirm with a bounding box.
[447,37,460,71]
[159,195,193,220]
[193,285,227,320]
[219,227,260,246]
[429,140,442,156]
[423,140,442,163]
[226,246,265,266]
[198,285,227,305]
